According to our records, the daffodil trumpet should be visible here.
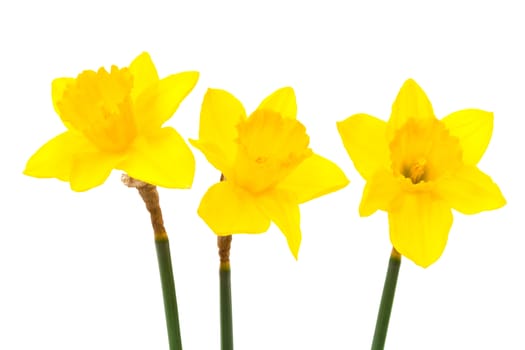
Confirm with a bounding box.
[337,79,505,268]
[371,248,401,350]
[192,87,348,349]
[191,87,349,259]
[24,52,199,191]
[338,79,506,349]
[123,175,183,350]
[24,52,199,350]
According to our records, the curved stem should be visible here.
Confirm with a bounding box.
[371,247,402,350]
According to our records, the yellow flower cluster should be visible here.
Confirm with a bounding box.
[24,53,505,266]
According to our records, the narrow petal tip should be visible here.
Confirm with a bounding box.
[257,87,297,119]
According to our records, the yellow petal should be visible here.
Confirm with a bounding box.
[359,170,401,217]
[52,78,75,128]
[189,139,232,178]
[388,192,453,267]
[387,79,435,141]
[337,114,390,180]
[198,181,270,234]
[278,153,349,203]
[134,71,199,134]
[197,88,246,165]
[70,151,122,192]
[119,127,195,189]
[436,165,506,214]
[441,109,493,165]
[24,131,94,181]
[129,52,159,100]
[256,189,302,259]
[256,87,297,119]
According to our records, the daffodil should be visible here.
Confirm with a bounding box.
[337,79,506,267]
[191,87,349,258]
[24,52,199,192]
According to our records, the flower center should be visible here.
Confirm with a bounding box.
[58,66,137,152]
[390,118,462,185]
[402,157,428,184]
[232,109,312,193]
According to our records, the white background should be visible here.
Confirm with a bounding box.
[1,1,523,349]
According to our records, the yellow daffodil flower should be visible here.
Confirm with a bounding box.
[337,79,506,267]
[191,87,349,258]
[24,52,199,191]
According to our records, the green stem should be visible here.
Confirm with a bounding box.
[218,235,233,350]
[122,175,183,350]
[220,263,233,350]
[156,236,183,350]
[371,247,402,350]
